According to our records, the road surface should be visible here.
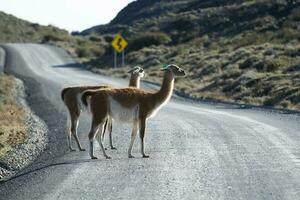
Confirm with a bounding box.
[0,44,299,200]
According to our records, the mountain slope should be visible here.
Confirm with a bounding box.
[82,0,300,109]
[83,0,299,43]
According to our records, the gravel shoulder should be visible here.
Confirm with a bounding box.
[0,47,5,74]
[0,47,48,181]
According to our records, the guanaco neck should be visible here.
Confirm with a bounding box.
[154,70,174,105]
[129,74,140,88]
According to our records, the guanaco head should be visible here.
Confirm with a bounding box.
[161,64,185,77]
[128,66,145,78]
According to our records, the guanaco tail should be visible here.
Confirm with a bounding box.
[81,64,185,159]
[61,66,145,151]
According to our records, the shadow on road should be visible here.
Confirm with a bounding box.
[0,158,103,184]
[52,63,85,69]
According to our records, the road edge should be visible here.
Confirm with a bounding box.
[0,47,48,182]
[0,47,5,74]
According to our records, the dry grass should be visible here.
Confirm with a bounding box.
[0,75,27,158]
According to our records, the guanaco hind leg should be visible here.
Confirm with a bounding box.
[88,123,100,159]
[139,118,149,158]
[89,118,111,159]
[95,123,111,159]
[71,115,85,151]
[66,113,75,151]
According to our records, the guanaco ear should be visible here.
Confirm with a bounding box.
[160,64,169,71]
[128,66,140,74]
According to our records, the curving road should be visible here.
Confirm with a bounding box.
[0,44,299,200]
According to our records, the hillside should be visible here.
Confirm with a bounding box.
[82,0,300,109]
[0,11,70,43]
[0,11,106,62]
[1,1,300,109]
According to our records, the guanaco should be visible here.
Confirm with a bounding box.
[61,66,145,151]
[81,64,185,159]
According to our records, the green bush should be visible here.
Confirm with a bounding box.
[128,32,171,51]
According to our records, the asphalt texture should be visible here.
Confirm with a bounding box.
[0,44,299,200]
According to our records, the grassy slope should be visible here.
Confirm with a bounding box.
[0,11,106,63]
[84,0,300,109]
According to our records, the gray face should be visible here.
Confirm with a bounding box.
[129,66,145,78]
[137,67,145,78]
[168,64,186,77]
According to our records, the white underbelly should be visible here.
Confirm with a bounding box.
[109,98,139,123]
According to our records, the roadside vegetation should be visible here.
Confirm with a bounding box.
[0,75,27,158]
[85,0,300,109]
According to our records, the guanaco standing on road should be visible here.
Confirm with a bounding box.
[61,66,145,151]
[81,64,185,159]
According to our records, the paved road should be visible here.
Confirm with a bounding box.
[0,44,299,200]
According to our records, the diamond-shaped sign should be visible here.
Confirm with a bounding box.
[111,35,128,53]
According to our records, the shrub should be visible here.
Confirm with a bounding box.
[89,46,105,57]
[263,98,277,106]
[280,27,298,42]
[75,45,105,58]
[266,56,292,71]
[104,35,114,43]
[75,47,91,58]
[239,57,260,69]
[128,32,171,51]
[42,34,63,42]
[71,31,80,36]
[89,35,102,42]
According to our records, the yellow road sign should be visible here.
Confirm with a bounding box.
[111,35,128,53]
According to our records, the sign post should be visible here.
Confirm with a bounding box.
[114,50,117,68]
[122,50,125,67]
[111,35,128,68]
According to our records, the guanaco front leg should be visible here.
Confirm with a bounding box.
[128,120,139,158]
[139,118,149,158]
[107,118,116,150]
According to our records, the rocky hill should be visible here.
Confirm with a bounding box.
[82,0,300,109]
